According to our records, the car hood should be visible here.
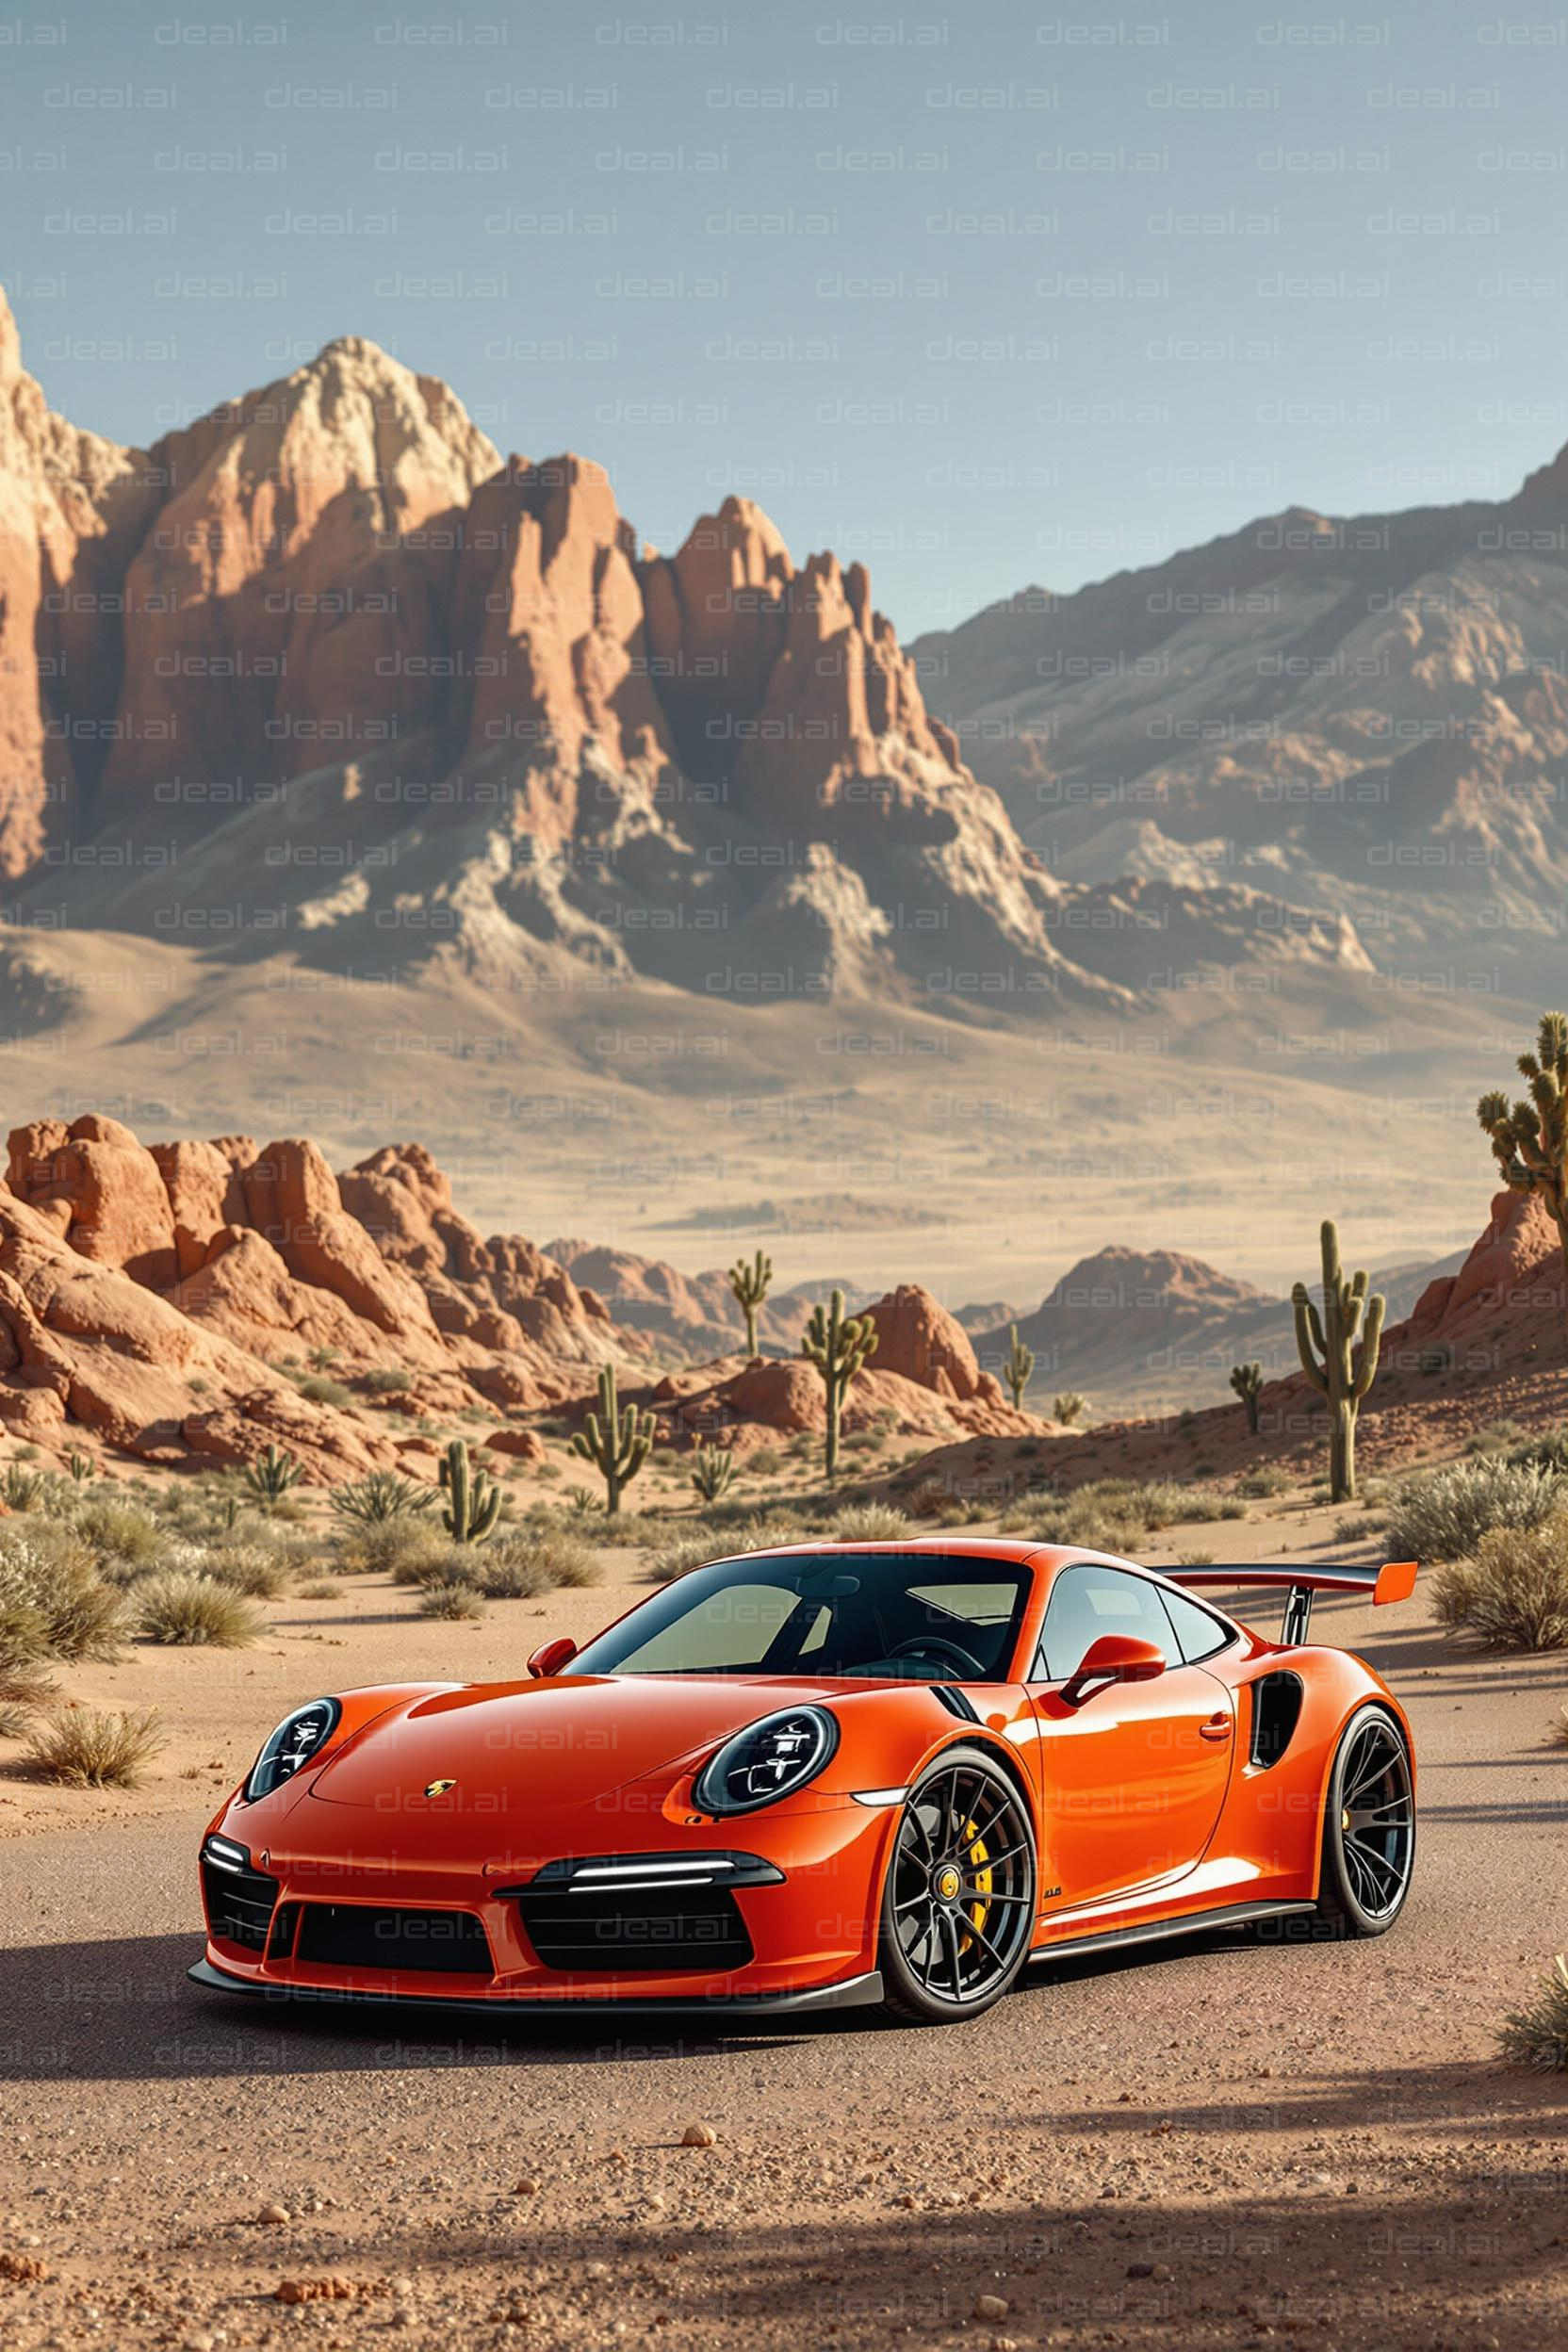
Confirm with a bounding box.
[302,1672,852,1814]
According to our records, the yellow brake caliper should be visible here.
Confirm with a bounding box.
[959,1815,992,1952]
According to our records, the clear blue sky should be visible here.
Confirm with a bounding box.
[8,1,1564,630]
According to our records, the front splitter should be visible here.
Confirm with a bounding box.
[188,1955,884,2018]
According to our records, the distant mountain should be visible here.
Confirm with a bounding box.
[912,464,1568,1002]
[972,1240,1470,1417]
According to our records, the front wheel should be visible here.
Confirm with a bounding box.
[875,1744,1037,2025]
[1314,1703,1415,1936]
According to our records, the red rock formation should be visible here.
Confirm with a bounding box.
[1381,1188,1564,1378]
[0,1116,643,1476]
[863,1284,1004,1406]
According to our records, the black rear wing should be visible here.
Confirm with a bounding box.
[1164,1560,1417,1645]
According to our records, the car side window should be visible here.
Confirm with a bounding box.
[1157,1585,1233,1665]
[1033,1562,1183,1681]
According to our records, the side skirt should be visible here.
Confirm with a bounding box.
[1028,1898,1316,1968]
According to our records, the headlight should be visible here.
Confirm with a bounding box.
[243,1697,342,1802]
[694,1706,839,1816]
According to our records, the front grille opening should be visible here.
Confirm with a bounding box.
[1250,1670,1305,1769]
[202,1856,278,1952]
[294,1904,494,1977]
[515,1886,754,1975]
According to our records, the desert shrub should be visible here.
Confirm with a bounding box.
[1510,1426,1568,1476]
[297,1375,353,1407]
[1384,1458,1561,1564]
[593,1511,663,1551]
[68,1498,165,1576]
[1498,1957,1568,2072]
[477,1549,550,1600]
[329,1470,436,1526]
[203,1544,293,1600]
[0,1667,57,1738]
[0,1465,48,1511]
[0,1527,126,1666]
[24,1706,166,1789]
[1235,1466,1291,1499]
[417,1578,486,1621]
[749,1446,784,1476]
[829,1502,910,1543]
[998,1478,1196,1550]
[336,1516,451,1578]
[138,1572,263,1648]
[1214,1499,1250,1521]
[1467,1419,1528,1456]
[359,1367,416,1397]
[298,1579,341,1601]
[1431,1515,1568,1652]
[1176,1549,1217,1568]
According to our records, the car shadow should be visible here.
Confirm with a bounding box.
[0,1932,841,2084]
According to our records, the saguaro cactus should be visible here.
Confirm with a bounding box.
[570,1366,656,1516]
[690,1441,736,1505]
[1004,1323,1035,1411]
[1478,1010,1568,1335]
[244,1443,302,1509]
[801,1289,878,1479]
[1290,1221,1384,1503]
[1230,1362,1264,1435]
[439,1438,502,1544]
[727,1249,774,1359]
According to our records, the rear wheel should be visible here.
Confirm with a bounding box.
[1314,1704,1414,1936]
[875,1744,1037,2025]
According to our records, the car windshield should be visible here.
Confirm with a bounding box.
[570,1552,1032,1682]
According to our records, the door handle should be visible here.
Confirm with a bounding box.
[1199,1714,1233,1742]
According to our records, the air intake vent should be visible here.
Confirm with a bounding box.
[294,1905,493,1976]
[514,1885,754,1975]
[1250,1671,1304,1769]
[932,1686,981,1723]
[201,1845,278,1952]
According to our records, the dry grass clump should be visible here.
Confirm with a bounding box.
[67,1498,166,1576]
[478,1530,601,1599]
[1498,1956,1568,2071]
[1384,1458,1561,1564]
[1432,1514,1568,1653]
[997,1478,1200,1552]
[827,1502,910,1543]
[137,1572,264,1648]
[0,1526,127,1667]
[202,1544,294,1600]
[24,1706,166,1788]
[417,1578,487,1621]
[340,1517,452,1579]
[0,1667,57,1739]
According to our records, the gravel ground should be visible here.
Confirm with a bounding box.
[2,1517,1566,2351]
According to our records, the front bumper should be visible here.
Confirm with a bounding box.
[194,1795,898,2009]
[188,1953,885,2017]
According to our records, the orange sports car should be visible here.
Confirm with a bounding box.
[189,1539,1418,2027]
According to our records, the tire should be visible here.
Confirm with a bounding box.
[875,1743,1037,2025]
[1313,1703,1415,1936]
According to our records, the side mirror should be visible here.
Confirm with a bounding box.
[527,1636,580,1680]
[1062,1634,1166,1707]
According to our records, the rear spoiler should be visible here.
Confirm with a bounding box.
[1164,1560,1417,1646]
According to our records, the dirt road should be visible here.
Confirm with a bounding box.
[2,1560,1566,2351]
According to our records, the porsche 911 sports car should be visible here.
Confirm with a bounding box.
[189,1539,1418,2026]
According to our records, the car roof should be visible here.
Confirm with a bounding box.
[717,1537,1103,1569]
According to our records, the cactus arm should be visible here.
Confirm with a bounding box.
[1351,1291,1385,1399]
[1290,1283,1330,1394]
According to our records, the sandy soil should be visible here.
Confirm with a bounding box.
[2,1502,1566,2351]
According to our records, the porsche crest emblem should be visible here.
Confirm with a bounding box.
[424,1778,457,1798]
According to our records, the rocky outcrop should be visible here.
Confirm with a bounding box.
[1380,1188,1564,1378]
[0,1115,641,1477]
[863,1284,1006,1407]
